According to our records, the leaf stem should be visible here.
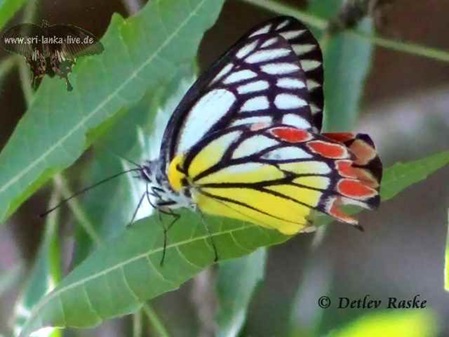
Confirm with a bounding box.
[241,0,449,63]
[132,309,143,337]
[142,303,170,337]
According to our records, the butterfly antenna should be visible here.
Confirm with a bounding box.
[96,145,142,169]
[40,168,140,217]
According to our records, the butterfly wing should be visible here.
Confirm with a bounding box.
[1,23,42,57]
[159,16,323,174]
[46,23,104,58]
[168,125,381,234]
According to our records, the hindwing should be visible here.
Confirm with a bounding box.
[169,125,381,234]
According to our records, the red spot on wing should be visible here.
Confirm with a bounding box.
[270,127,311,143]
[326,197,358,224]
[307,140,348,159]
[322,132,354,143]
[337,179,377,199]
[336,161,379,188]
[336,160,358,178]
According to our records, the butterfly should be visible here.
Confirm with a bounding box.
[137,15,383,246]
[1,20,104,91]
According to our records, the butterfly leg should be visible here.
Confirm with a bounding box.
[197,208,218,262]
[126,191,146,227]
[146,185,180,266]
[158,210,180,267]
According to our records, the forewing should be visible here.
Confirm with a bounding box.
[46,24,104,57]
[1,23,42,57]
[179,125,381,234]
[160,16,323,172]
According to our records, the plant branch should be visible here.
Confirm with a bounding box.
[241,0,449,63]
[142,304,170,337]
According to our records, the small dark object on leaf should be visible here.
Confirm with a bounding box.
[1,20,104,91]
[328,0,394,34]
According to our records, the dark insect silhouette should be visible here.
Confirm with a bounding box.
[1,20,104,91]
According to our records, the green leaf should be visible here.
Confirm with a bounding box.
[19,214,287,337]
[307,0,342,24]
[0,0,225,224]
[216,249,266,337]
[380,151,449,201]
[327,310,439,337]
[14,191,62,337]
[0,0,28,30]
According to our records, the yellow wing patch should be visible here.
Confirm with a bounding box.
[196,163,285,185]
[193,188,312,235]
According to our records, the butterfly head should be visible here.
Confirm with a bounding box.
[139,159,193,210]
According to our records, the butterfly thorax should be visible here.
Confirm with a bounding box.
[140,159,194,210]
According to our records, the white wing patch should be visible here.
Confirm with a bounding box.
[293,44,316,55]
[178,89,236,153]
[250,24,272,37]
[236,40,258,59]
[230,116,273,127]
[280,30,305,40]
[241,96,270,112]
[276,77,305,89]
[306,79,320,90]
[282,113,311,129]
[212,63,233,84]
[276,19,290,30]
[300,60,321,72]
[232,135,278,159]
[274,93,307,109]
[261,63,300,75]
[261,37,279,48]
[245,48,291,64]
[237,80,269,94]
[261,146,312,161]
[224,69,257,84]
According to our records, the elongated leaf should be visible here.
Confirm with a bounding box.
[216,249,266,337]
[0,0,225,224]
[327,310,439,337]
[19,214,287,337]
[0,0,28,30]
[380,151,449,200]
